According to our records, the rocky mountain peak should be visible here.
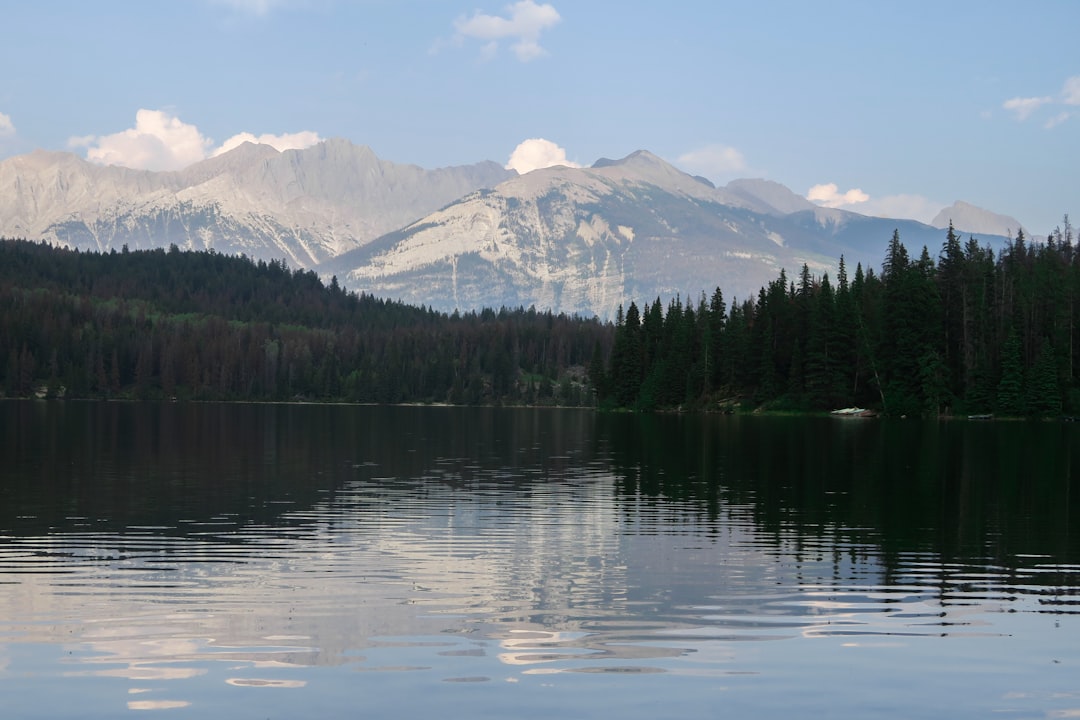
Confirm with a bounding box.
[0,140,1022,320]
[931,201,1025,238]
[0,139,514,263]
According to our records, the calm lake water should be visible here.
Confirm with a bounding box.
[1,401,1078,719]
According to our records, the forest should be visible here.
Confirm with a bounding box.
[597,221,1080,417]
[2,218,1079,417]
[0,240,610,406]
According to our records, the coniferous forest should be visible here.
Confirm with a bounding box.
[2,218,1079,417]
[0,240,610,406]
[598,221,1080,417]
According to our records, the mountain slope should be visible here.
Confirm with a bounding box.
[931,201,1025,238]
[723,178,818,215]
[2,143,1018,320]
[328,152,1018,320]
[0,140,515,267]
[329,153,853,319]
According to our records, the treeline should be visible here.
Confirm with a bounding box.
[6,219,1079,417]
[597,221,1080,417]
[0,240,612,404]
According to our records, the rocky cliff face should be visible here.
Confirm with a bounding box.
[327,151,973,319]
[0,139,515,267]
[1,141,1013,319]
[931,201,1026,239]
[324,152,838,317]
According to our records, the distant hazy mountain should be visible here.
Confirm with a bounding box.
[326,151,977,319]
[0,139,514,267]
[723,178,818,216]
[931,201,1025,239]
[1,141,1016,319]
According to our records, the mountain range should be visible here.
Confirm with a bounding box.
[0,139,513,267]
[0,139,1021,319]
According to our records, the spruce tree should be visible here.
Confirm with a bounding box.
[1027,338,1061,417]
[832,258,857,406]
[707,287,726,391]
[996,329,1025,416]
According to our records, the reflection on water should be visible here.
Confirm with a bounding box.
[1,402,1079,719]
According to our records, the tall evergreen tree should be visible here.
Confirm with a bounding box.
[996,328,1024,416]
[1027,337,1061,417]
[610,301,643,407]
[706,286,726,391]
[832,257,858,405]
[804,272,835,407]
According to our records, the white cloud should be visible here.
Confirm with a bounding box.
[0,111,14,137]
[1045,111,1071,129]
[213,130,322,156]
[807,183,869,208]
[454,1,561,62]
[506,138,579,174]
[808,183,942,224]
[1000,76,1080,127]
[676,144,747,179]
[70,108,321,171]
[1061,76,1080,106]
[1002,96,1053,121]
[71,109,213,171]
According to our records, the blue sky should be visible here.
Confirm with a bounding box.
[1,0,1077,234]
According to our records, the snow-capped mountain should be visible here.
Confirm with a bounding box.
[1,141,1016,319]
[0,139,514,267]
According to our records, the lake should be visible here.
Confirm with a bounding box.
[1,401,1078,719]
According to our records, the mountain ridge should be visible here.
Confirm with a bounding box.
[0,139,516,266]
[931,200,1026,239]
[329,150,994,319]
[0,141,1017,319]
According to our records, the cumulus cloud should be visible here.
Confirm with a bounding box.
[0,112,17,157]
[676,144,747,179]
[454,1,561,62]
[1002,96,1053,121]
[807,183,869,208]
[70,109,213,171]
[807,183,941,223]
[213,130,322,156]
[70,109,321,171]
[506,138,579,174]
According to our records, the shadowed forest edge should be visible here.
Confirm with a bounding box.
[2,218,1079,417]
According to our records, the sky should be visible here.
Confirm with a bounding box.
[1,0,1077,234]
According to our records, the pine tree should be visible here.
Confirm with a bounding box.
[1027,338,1061,417]
[804,273,835,408]
[609,301,643,407]
[706,286,726,391]
[996,329,1024,416]
[832,258,857,406]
